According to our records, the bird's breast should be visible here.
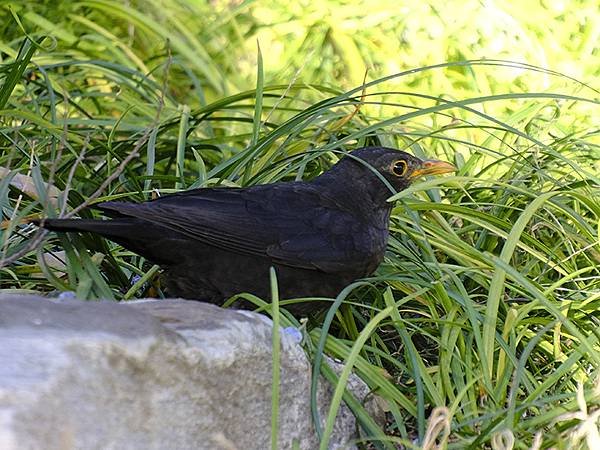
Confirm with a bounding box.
[363,227,389,274]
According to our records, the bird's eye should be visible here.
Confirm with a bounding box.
[392,160,408,177]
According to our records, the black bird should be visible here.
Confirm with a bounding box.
[37,147,455,314]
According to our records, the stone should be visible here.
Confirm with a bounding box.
[0,295,384,450]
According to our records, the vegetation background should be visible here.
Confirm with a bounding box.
[1,1,599,448]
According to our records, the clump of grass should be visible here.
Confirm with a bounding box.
[2,2,600,448]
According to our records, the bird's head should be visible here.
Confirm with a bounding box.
[312,146,456,210]
[343,146,456,192]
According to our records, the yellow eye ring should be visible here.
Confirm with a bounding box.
[392,160,408,176]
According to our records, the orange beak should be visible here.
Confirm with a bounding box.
[409,160,456,179]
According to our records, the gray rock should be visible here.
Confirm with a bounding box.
[0,295,383,450]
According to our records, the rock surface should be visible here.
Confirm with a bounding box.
[0,295,382,450]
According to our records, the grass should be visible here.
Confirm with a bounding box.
[1,1,600,448]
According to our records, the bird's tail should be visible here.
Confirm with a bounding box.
[32,216,177,265]
[33,218,140,239]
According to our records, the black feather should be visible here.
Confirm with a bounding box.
[36,147,446,314]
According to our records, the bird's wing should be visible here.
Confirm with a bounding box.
[96,183,375,273]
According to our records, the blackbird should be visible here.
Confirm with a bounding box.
[37,147,455,314]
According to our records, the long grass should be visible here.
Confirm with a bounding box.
[1,1,600,448]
